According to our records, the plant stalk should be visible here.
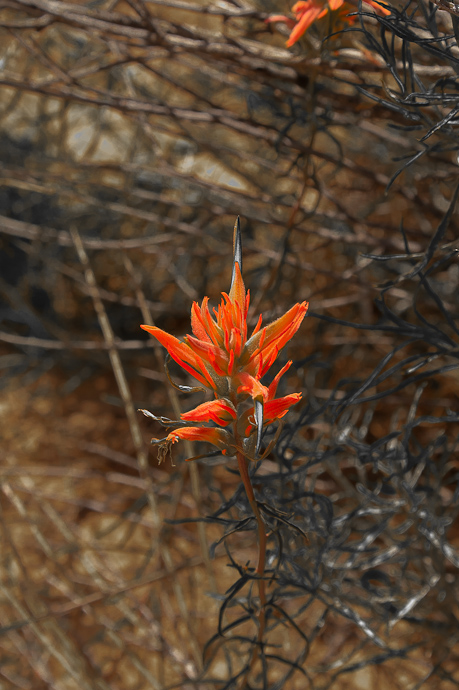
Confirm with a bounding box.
[236,446,267,686]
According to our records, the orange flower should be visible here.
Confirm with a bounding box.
[266,0,391,47]
[141,218,308,460]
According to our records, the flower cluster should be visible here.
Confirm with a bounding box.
[141,219,308,461]
[267,0,390,47]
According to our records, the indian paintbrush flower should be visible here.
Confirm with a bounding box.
[141,218,308,461]
[141,218,307,683]
[266,0,391,47]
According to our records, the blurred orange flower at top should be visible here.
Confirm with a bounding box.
[266,0,391,47]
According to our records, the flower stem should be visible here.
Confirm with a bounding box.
[236,447,267,685]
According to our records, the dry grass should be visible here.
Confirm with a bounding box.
[1,0,459,687]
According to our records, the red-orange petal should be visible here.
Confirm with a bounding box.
[228,261,246,312]
[267,361,293,400]
[265,14,296,27]
[141,324,216,389]
[292,1,312,12]
[236,372,268,402]
[185,335,228,376]
[166,426,234,454]
[259,301,308,358]
[265,392,302,421]
[250,313,263,339]
[363,0,391,13]
[180,399,236,426]
[287,5,324,46]
[200,297,224,347]
[191,301,212,343]
[243,393,302,435]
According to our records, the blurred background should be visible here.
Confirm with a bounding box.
[1,0,459,688]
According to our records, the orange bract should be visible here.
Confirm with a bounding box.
[180,399,237,426]
[166,426,234,456]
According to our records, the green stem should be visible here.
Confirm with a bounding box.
[236,447,267,685]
